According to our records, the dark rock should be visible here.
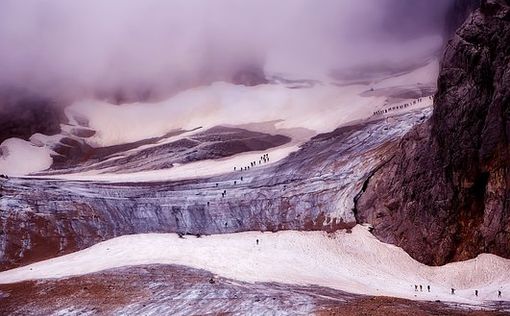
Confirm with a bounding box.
[0,88,65,143]
[357,0,510,265]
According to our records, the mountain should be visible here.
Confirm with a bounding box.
[356,0,510,265]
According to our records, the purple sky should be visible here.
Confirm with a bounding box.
[0,0,453,101]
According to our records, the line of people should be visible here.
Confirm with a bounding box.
[415,284,503,298]
[451,287,503,298]
[233,153,270,172]
[206,153,271,203]
[373,95,433,116]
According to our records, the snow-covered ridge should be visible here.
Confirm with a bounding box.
[0,60,438,177]
[0,225,507,305]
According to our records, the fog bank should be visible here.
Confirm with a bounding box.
[0,0,453,102]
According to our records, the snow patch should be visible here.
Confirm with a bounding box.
[0,225,508,305]
[0,138,53,176]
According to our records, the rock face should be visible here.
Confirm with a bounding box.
[0,89,64,143]
[444,0,481,38]
[357,0,510,265]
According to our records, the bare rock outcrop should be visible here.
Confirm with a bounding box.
[357,0,510,265]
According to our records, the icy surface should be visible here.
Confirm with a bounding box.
[0,59,438,176]
[0,225,508,305]
[0,138,53,176]
[41,144,300,182]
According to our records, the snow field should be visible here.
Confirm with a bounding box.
[0,225,507,305]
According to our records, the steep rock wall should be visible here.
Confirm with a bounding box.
[357,0,510,265]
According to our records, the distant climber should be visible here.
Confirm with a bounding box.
[209,277,215,284]
[427,285,430,292]
[207,201,210,206]
[256,239,259,245]
[451,288,455,295]
[234,181,237,185]
[234,167,236,171]
[419,285,422,292]
[414,285,418,291]
[498,290,502,298]
[241,176,243,181]
[475,290,478,297]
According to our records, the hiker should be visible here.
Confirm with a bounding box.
[414,285,418,291]
[498,290,502,298]
[256,239,259,245]
[475,290,478,297]
[419,285,422,292]
[427,285,430,292]
[241,176,243,181]
[234,167,236,171]
[207,201,210,206]
[234,181,237,185]
[451,288,455,295]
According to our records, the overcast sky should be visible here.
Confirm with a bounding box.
[0,0,453,101]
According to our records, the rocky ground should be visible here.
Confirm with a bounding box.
[0,264,508,316]
[47,126,291,174]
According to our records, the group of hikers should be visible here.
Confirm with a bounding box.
[415,284,503,298]
[209,153,271,201]
[233,153,270,172]
[414,284,431,292]
[373,95,433,116]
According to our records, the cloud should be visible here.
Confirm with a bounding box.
[0,0,453,101]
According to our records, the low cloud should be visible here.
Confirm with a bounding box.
[0,0,453,102]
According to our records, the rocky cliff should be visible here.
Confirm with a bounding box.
[0,89,64,143]
[357,0,510,265]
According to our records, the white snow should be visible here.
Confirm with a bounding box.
[67,81,387,148]
[0,225,507,305]
[65,59,440,149]
[31,144,299,182]
[0,138,53,176]
[373,60,439,90]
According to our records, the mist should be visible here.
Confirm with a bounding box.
[0,0,453,102]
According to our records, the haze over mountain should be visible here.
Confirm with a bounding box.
[2,1,510,315]
[0,0,451,101]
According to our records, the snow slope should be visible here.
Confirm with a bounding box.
[0,60,438,177]
[65,59,438,149]
[0,225,507,305]
[35,144,299,182]
[69,82,384,148]
[0,138,54,176]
